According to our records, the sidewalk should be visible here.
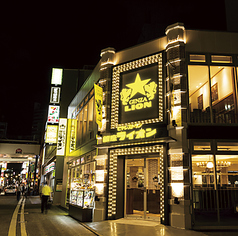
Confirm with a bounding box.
[85,218,208,236]
[25,196,237,236]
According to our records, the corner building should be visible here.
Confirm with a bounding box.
[66,22,238,230]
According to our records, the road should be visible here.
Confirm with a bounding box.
[1,195,238,236]
[0,195,95,236]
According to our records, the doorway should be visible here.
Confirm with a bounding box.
[125,157,160,221]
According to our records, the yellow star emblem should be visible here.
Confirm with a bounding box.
[126,73,151,98]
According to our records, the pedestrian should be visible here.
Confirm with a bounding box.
[39,182,43,199]
[21,184,25,198]
[16,184,21,201]
[41,182,52,214]
[24,184,28,199]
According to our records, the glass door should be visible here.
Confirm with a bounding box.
[125,157,160,220]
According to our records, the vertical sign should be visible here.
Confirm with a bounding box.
[45,125,58,143]
[70,119,77,152]
[94,84,103,128]
[51,68,63,85]
[56,118,67,156]
[50,87,61,104]
[48,105,60,123]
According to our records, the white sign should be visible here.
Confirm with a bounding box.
[51,68,63,85]
[171,166,183,181]
[56,118,67,156]
[50,87,61,104]
[44,162,55,175]
[48,105,60,123]
[45,125,58,143]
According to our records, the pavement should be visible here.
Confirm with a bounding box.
[25,196,238,236]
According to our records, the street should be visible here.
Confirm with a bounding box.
[0,195,95,236]
[1,195,238,236]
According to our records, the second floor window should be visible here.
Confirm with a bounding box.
[188,64,238,124]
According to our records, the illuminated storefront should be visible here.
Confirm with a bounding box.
[64,22,238,229]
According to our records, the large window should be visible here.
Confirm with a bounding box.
[188,65,211,123]
[188,61,237,123]
[191,141,238,226]
[75,95,96,149]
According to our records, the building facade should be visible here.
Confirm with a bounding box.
[60,23,238,229]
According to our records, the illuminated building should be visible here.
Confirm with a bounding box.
[59,23,238,229]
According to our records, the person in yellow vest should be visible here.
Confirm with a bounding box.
[41,181,52,214]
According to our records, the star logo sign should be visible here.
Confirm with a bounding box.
[126,73,151,98]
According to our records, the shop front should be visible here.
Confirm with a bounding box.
[190,140,238,228]
[43,161,55,192]
[97,50,172,224]
[68,151,96,222]
[104,144,168,223]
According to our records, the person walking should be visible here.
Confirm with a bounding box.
[41,182,52,214]
[16,184,21,201]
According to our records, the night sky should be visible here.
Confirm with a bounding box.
[0,1,230,138]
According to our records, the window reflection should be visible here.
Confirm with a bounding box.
[216,155,238,188]
[188,65,211,123]
[210,66,236,123]
[217,142,238,151]
[192,154,238,224]
[188,64,237,123]
[193,142,211,151]
[75,96,96,148]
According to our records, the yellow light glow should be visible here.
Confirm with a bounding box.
[171,183,184,198]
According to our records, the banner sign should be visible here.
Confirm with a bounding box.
[94,84,103,128]
[103,127,157,143]
[56,118,67,156]
[70,119,77,152]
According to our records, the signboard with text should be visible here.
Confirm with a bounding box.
[47,105,60,123]
[56,118,67,156]
[110,53,163,129]
[50,87,61,104]
[120,65,158,124]
[45,125,58,143]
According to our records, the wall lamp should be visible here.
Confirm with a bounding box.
[172,120,177,128]
[174,197,180,204]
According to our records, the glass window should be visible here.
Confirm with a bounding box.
[217,142,238,151]
[83,104,88,142]
[87,97,94,140]
[211,55,232,63]
[192,154,238,225]
[190,54,206,63]
[210,66,236,123]
[192,155,215,187]
[188,65,211,123]
[76,110,83,147]
[193,142,211,151]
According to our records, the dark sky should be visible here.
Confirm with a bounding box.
[0,1,229,137]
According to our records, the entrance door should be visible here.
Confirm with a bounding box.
[125,157,160,220]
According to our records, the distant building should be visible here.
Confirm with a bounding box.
[31,103,47,142]
[0,122,7,139]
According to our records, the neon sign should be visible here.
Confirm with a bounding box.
[119,64,159,124]
[103,128,157,143]
[120,73,157,112]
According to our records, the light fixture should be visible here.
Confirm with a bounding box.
[206,161,214,168]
